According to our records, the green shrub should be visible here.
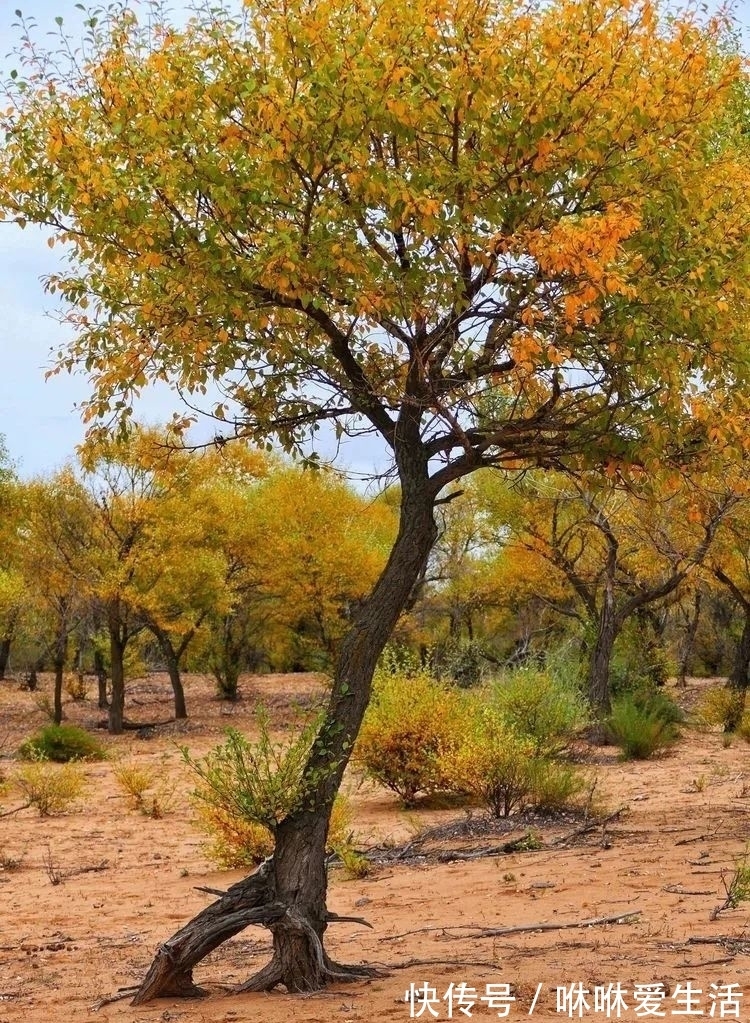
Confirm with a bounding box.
[528,759,588,813]
[491,668,588,755]
[356,667,462,805]
[606,692,680,759]
[441,710,536,818]
[19,724,106,763]
[185,711,323,833]
[14,759,86,815]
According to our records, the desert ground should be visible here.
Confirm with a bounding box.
[2,673,750,1023]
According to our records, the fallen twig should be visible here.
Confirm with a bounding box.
[91,986,140,1010]
[663,884,713,896]
[551,807,628,848]
[383,910,641,942]
[436,833,543,863]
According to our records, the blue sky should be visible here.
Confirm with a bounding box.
[0,0,747,477]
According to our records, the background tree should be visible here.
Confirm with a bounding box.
[4,0,750,998]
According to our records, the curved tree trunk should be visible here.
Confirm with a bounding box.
[132,465,438,1002]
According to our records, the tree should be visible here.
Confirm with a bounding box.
[4,0,750,998]
[21,473,91,723]
[493,470,736,715]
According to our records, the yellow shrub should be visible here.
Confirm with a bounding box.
[356,668,463,805]
[14,759,85,816]
[441,712,536,818]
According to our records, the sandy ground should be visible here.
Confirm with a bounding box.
[2,673,750,1023]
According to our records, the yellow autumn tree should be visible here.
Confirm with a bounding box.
[3,0,750,998]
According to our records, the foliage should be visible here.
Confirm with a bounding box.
[433,639,485,689]
[491,668,588,755]
[194,801,276,869]
[695,685,750,738]
[441,710,537,818]
[527,759,589,814]
[606,691,680,759]
[113,760,176,818]
[19,724,106,763]
[185,711,325,833]
[356,667,462,805]
[64,673,88,702]
[13,759,86,816]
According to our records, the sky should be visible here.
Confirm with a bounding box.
[0,0,747,478]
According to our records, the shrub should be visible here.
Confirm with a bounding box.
[356,667,462,805]
[528,759,588,813]
[695,686,747,733]
[14,759,86,815]
[20,724,106,763]
[441,711,537,818]
[606,692,679,760]
[491,668,588,755]
[185,711,323,831]
[194,802,275,868]
[64,672,88,702]
[113,761,176,819]
[187,710,342,866]
[434,640,485,688]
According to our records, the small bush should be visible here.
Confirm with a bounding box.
[14,759,86,815]
[695,686,746,733]
[64,673,88,702]
[356,667,462,805]
[186,711,323,831]
[113,762,156,807]
[194,802,275,868]
[20,724,106,763]
[441,711,537,818]
[492,668,588,755]
[188,710,337,867]
[113,761,176,818]
[606,692,679,760]
[528,759,588,813]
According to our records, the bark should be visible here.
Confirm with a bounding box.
[133,453,438,1002]
[0,636,11,680]
[108,605,126,735]
[726,607,750,731]
[151,626,193,719]
[677,590,702,687]
[94,649,109,710]
[588,603,618,719]
[53,630,69,725]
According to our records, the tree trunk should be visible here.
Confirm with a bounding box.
[166,649,188,720]
[53,629,69,725]
[53,661,65,724]
[726,607,750,731]
[588,601,618,720]
[94,648,109,709]
[0,635,11,680]
[108,607,126,735]
[132,465,438,1002]
[677,590,702,687]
